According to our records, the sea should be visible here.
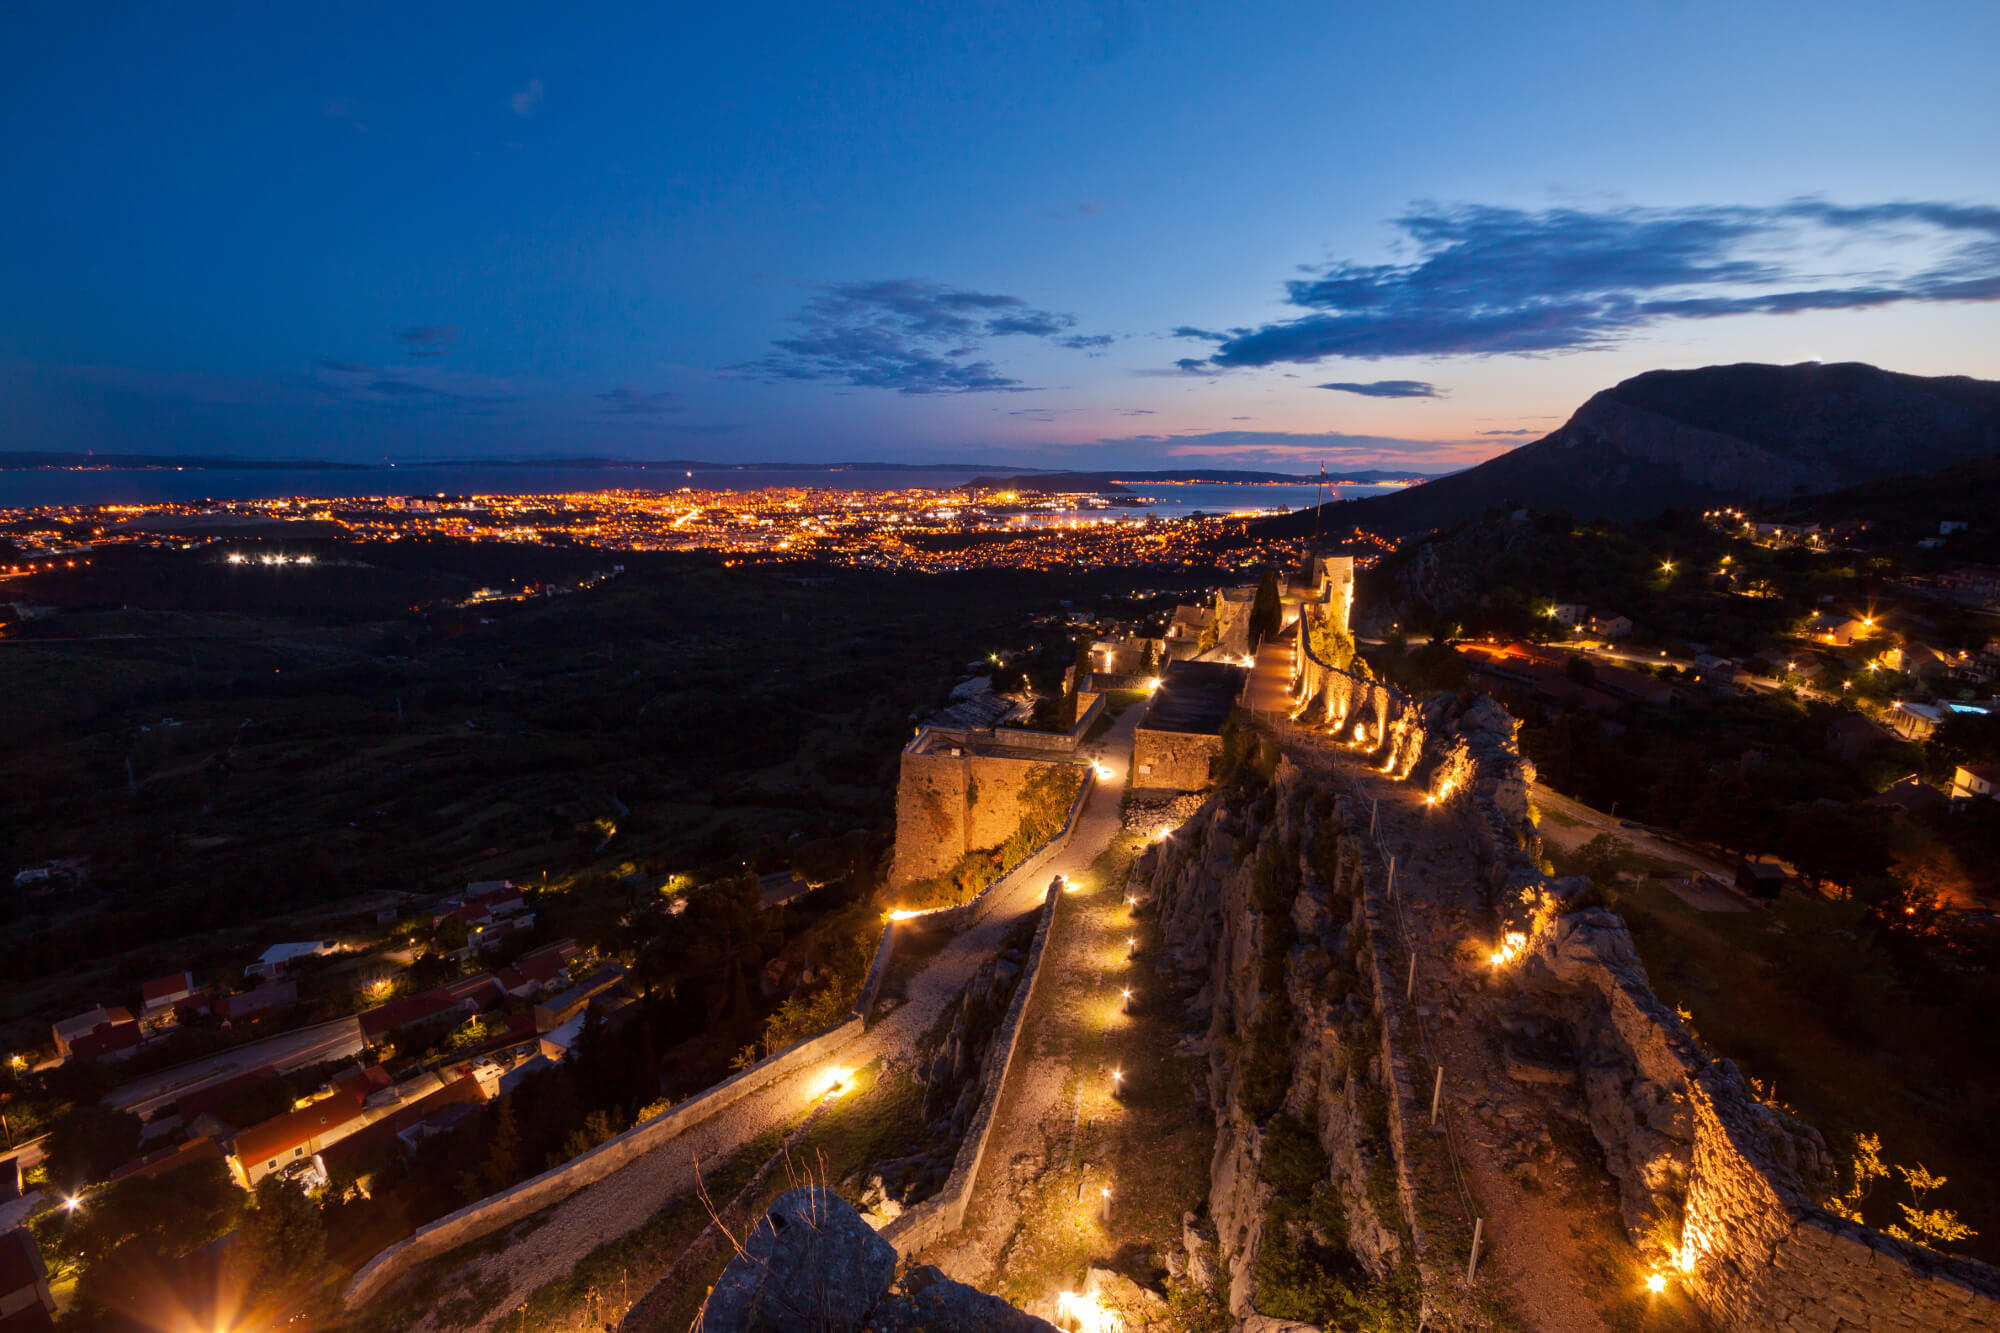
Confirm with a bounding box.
[0,465,1399,519]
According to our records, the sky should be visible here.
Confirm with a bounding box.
[4,0,1999,474]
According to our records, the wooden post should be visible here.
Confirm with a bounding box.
[1100,1188,1112,1223]
[1467,1217,1484,1281]
[1371,797,1378,834]
[1430,1065,1444,1126]
[1406,953,1417,1000]
[1387,855,1396,900]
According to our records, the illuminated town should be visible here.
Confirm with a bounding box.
[0,486,1395,582]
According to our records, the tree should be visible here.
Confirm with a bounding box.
[1139,638,1164,677]
[241,1175,326,1301]
[43,1104,142,1194]
[1249,570,1283,650]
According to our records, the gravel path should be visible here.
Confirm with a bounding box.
[406,708,1145,1332]
[1343,756,1615,1333]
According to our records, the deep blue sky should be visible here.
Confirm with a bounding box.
[5,1,1998,471]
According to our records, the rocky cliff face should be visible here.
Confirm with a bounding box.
[1144,762,1415,1318]
[1308,360,2000,532]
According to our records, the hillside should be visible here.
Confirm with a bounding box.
[1263,361,2000,536]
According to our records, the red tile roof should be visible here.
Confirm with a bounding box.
[230,1094,367,1171]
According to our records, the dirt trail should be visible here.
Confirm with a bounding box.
[402,708,1146,1333]
[1345,758,1617,1333]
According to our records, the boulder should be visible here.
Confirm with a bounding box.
[696,1187,895,1332]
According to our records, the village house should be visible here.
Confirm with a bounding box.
[0,1227,55,1333]
[139,972,193,1013]
[1549,603,1587,628]
[1953,763,2000,803]
[1587,611,1632,639]
[244,941,332,979]
[51,1006,139,1062]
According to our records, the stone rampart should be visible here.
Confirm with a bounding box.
[1131,727,1222,790]
[890,699,1101,888]
[880,880,1063,1258]
[1291,633,2000,1332]
[342,1015,863,1308]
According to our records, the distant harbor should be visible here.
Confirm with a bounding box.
[0,464,1399,515]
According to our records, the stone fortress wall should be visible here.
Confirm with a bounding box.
[889,695,1101,889]
[1275,622,2000,1332]
[346,747,1099,1313]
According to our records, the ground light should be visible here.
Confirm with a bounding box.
[820,1068,851,1101]
[1487,931,1528,969]
[63,1195,81,1213]
[1055,1291,1121,1333]
[1645,1273,1668,1294]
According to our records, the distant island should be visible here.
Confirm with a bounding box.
[1,452,1442,485]
[962,468,1434,493]
[0,451,375,471]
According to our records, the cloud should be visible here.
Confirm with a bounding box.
[1060,333,1115,351]
[1316,379,1440,399]
[596,387,678,415]
[1480,428,1540,436]
[395,325,461,358]
[1048,201,1105,221]
[1175,198,2000,370]
[1069,429,1492,470]
[312,358,513,409]
[511,78,544,115]
[367,377,438,396]
[739,279,1105,394]
[1117,408,1156,416]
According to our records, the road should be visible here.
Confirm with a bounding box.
[1529,784,1750,911]
[396,704,1149,1333]
[105,1016,367,1120]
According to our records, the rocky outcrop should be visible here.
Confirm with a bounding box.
[1143,764,1414,1317]
[695,1188,1056,1332]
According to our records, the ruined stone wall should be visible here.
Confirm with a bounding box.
[881,882,1063,1258]
[1131,728,1221,790]
[890,748,1087,890]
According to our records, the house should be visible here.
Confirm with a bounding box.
[531,964,628,1034]
[228,1093,367,1188]
[496,939,578,999]
[1887,700,1945,741]
[0,1228,55,1333]
[1587,612,1632,639]
[140,972,194,1012]
[1736,856,1798,899]
[52,1006,138,1061]
[1937,566,2000,612]
[319,1074,488,1179]
[1824,713,1893,761]
[1550,603,1587,628]
[1953,764,2000,802]
[1806,613,1874,647]
[359,972,505,1044]
[1881,643,1948,680]
[10,858,87,895]
[108,1136,223,1184]
[244,941,331,979]
[1869,776,1947,817]
[51,1006,114,1058]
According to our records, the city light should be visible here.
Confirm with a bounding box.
[63,1195,82,1213]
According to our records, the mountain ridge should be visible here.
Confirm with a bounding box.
[1262,361,2000,536]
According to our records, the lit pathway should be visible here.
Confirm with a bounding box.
[1296,738,1617,1333]
[403,706,1146,1333]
